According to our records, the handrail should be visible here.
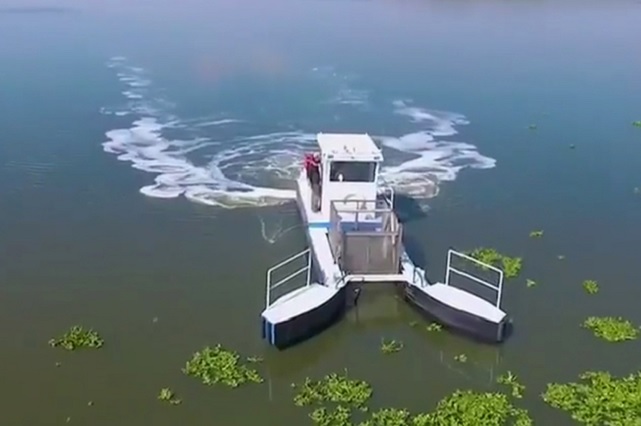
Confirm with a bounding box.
[266,248,311,309]
[444,249,504,309]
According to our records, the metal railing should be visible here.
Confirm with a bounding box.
[265,248,311,309]
[444,249,504,309]
[378,185,395,209]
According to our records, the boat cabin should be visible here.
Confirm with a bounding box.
[306,133,384,216]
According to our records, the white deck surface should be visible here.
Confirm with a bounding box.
[262,283,338,323]
[422,283,506,323]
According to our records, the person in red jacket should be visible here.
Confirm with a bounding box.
[304,153,321,211]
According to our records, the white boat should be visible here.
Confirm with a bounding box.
[260,133,511,349]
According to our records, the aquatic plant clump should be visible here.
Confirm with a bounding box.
[497,371,525,399]
[412,390,532,426]
[158,388,181,405]
[309,406,353,426]
[293,372,373,409]
[466,248,523,279]
[542,371,641,425]
[633,120,641,127]
[380,339,403,354]
[48,326,104,350]
[582,316,639,342]
[359,408,411,426]
[582,279,599,294]
[425,323,442,332]
[182,345,263,387]
[529,230,543,238]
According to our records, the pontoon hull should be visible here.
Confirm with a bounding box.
[402,283,510,343]
[261,286,347,350]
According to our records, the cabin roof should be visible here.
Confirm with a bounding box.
[316,133,383,161]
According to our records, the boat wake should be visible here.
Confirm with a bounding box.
[102,56,496,210]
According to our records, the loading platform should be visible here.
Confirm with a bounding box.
[260,133,510,349]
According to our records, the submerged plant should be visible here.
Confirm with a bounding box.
[582,316,639,342]
[158,388,181,405]
[293,372,373,409]
[529,230,543,238]
[582,279,599,295]
[497,371,525,399]
[542,371,641,425]
[526,279,537,288]
[412,390,532,426]
[425,322,442,332]
[48,326,104,350]
[380,339,403,354]
[183,344,263,387]
[467,248,523,279]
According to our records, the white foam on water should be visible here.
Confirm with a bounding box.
[102,56,496,210]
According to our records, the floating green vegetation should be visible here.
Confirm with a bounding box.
[582,279,599,295]
[425,322,442,332]
[380,339,403,354]
[542,371,641,425]
[529,230,543,238]
[293,372,373,409]
[412,390,532,426]
[632,120,641,127]
[246,356,263,363]
[526,279,537,288]
[582,316,639,342]
[48,326,104,350]
[359,408,411,425]
[497,371,525,399]
[309,406,352,425]
[454,354,468,363]
[409,321,419,327]
[467,248,522,279]
[158,388,181,405]
[528,124,537,130]
[183,344,263,387]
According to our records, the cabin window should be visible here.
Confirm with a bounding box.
[329,161,377,183]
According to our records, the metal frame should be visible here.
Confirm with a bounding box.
[265,248,312,309]
[378,185,395,209]
[444,249,504,309]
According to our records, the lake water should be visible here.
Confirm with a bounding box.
[1,0,640,424]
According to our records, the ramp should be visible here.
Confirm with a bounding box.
[403,249,511,343]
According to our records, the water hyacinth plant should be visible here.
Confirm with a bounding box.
[293,372,373,409]
[529,230,543,238]
[526,279,537,288]
[582,279,599,294]
[582,316,639,342]
[454,354,467,363]
[412,390,532,426]
[497,371,525,399]
[182,344,263,387]
[542,371,641,425]
[425,322,442,332]
[632,120,641,127]
[48,326,104,350]
[466,248,523,279]
[158,388,181,405]
[380,339,403,354]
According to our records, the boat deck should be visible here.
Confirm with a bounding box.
[423,283,506,323]
[262,284,338,324]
